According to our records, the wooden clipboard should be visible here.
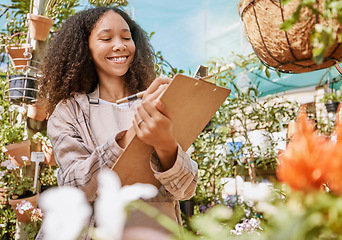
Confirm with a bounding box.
[112,74,231,187]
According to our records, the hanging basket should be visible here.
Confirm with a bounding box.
[325,101,340,113]
[238,0,342,73]
[5,74,39,104]
[28,14,54,41]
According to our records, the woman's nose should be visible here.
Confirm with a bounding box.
[112,41,126,51]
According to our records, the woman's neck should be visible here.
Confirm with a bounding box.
[98,76,127,103]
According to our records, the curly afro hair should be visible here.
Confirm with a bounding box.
[39,6,156,115]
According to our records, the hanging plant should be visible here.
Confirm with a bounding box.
[4,32,32,69]
[238,0,342,73]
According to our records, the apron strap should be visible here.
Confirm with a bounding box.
[87,85,100,104]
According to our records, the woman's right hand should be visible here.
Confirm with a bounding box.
[117,77,171,150]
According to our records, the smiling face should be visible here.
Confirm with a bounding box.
[89,10,136,82]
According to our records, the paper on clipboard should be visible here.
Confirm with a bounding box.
[112,74,231,187]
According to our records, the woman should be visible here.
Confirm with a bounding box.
[37,6,198,239]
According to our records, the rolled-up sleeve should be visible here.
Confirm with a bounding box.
[47,101,124,202]
[151,145,198,200]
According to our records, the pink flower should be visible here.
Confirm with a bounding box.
[31,208,44,222]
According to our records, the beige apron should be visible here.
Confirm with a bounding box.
[87,87,181,234]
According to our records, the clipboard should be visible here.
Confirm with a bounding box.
[112,74,231,187]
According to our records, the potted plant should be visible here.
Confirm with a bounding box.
[0,157,37,223]
[26,0,61,42]
[320,90,341,113]
[0,104,31,167]
[39,164,58,193]
[4,32,32,69]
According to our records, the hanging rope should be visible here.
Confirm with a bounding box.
[23,0,34,60]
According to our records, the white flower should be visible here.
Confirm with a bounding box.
[1,160,18,170]
[0,171,4,178]
[21,156,29,162]
[0,105,3,114]
[8,105,16,112]
[223,176,245,195]
[39,186,92,240]
[16,113,23,124]
[242,182,271,202]
[17,106,26,115]
[16,200,33,214]
[94,169,158,240]
[215,144,227,157]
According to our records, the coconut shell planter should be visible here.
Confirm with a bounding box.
[239,0,342,73]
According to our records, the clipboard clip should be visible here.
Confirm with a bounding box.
[193,65,208,79]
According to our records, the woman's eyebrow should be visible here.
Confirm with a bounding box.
[97,28,131,35]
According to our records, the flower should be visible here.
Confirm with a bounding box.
[38,186,92,240]
[276,108,330,192]
[1,159,18,170]
[230,218,262,235]
[39,170,158,240]
[16,200,33,214]
[223,176,271,202]
[324,105,342,194]
[243,182,271,202]
[1,159,34,199]
[31,208,44,222]
[94,169,158,240]
[223,176,245,195]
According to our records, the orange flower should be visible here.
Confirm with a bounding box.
[325,103,342,195]
[277,109,330,192]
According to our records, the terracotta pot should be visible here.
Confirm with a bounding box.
[42,141,56,166]
[8,192,39,223]
[0,187,8,204]
[27,101,48,122]
[28,14,54,41]
[1,140,31,167]
[5,45,33,69]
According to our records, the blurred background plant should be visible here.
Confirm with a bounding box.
[189,53,299,213]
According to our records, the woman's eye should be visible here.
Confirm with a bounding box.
[123,37,131,40]
[100,38,111,41]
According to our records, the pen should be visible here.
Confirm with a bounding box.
[116,73,217,104]
[116,90,146,104]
